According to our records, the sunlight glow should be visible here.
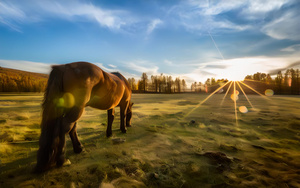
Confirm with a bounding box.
[236,81,254,108]
[221,81,233,106]
[185,80,274,126]
[183,81,231,118]
[239,81,271,100]
[233,81,238,126]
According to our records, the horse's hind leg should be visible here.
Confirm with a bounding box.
[106,108,115,137]
[69,122,83,153]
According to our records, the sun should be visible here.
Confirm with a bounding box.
[213,59,260,81]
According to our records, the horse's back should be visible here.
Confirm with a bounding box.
[87,71,131,109]
[50,62,131,110]
[60,62,104,107]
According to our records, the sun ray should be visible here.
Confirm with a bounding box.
[200,81,231,105]
[239,81,271,100]
[233,81,238,126]
[220,81,233,106]
[236,81,254,109]
[183,81,231,118]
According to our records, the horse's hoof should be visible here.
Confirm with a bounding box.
[126,124,132,127]
[121,129,127,133]
[63,159,71,166]
[106,132,112,138]
[56,155,66,167]
[74,146,83,154]
[32,165,48,174]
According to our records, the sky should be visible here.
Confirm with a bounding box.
[1,0,300,85]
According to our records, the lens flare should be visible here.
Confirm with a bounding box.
[56,93,75,108]
[230,94,239,101]
[265,89,274,96]
[239,106,248,113]
[184,80,272,126]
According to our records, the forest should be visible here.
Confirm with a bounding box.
[0,66,300,95]
[0,67,48,92]
[128,68,300,95]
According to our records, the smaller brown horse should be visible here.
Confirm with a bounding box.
[34,62,133,173]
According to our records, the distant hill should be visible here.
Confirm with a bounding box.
[0,67,48,92]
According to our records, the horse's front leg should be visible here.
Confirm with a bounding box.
[120,103,128,133]
[69,122,83,153]
[55,122,66,167]
[106,108,115,137]
[56,107,84,166]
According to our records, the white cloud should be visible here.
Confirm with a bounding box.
[169,1,251,33]
[281,44,300,52]
[94,63,119,73]
[262,11,300,40]
[241,0,289,19]
[0,0,128,30]
[108,64,117,68]
[127,61,159,75]
[164,59,173,66]
[43,1,126,29]
[202,0,245,16]
[0,59,51,74]
[170,0,295,35]
[183,56,298,83]
[0,2,25,32]
[146,19,163,35]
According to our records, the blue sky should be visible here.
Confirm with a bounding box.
[1,0,300,85]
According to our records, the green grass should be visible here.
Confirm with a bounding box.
[0,93,300,187]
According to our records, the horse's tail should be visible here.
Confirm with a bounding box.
[42,65,65,120]
[35,65,65,173]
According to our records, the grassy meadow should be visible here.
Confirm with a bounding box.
[0,93,300,187]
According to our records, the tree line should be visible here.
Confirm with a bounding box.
[0,67,48,92]
[1,66,299,95]
[127,73,187,93]
[244,69,300,95]
[188,69,300,95]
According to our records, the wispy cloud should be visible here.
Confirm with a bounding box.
[262,10,300,40]
[146,19,163,35]
[41,1,127,29]
[127,60,159,75]
[0,2,25,32]
[164,59,173,66]
[168,0,295,36]
[0,0,128,31]
[0,59,51,73]
[94,63,119,73]
[281,44,300,52]
[108,64,117,68]
[241,0,289,20]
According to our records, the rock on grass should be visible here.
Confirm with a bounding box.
[112,138,126,145]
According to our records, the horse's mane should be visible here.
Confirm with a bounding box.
[111,72,131,91]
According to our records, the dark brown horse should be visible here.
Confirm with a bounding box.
[35,62,133,173]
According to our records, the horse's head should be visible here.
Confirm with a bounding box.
[126,102,134,127]
[34,118,61,173]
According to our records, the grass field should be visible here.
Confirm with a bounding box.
[0,93,300,187]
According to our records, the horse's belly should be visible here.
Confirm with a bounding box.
[86,95,122,110]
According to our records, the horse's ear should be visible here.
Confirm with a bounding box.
[131,102,134,107]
